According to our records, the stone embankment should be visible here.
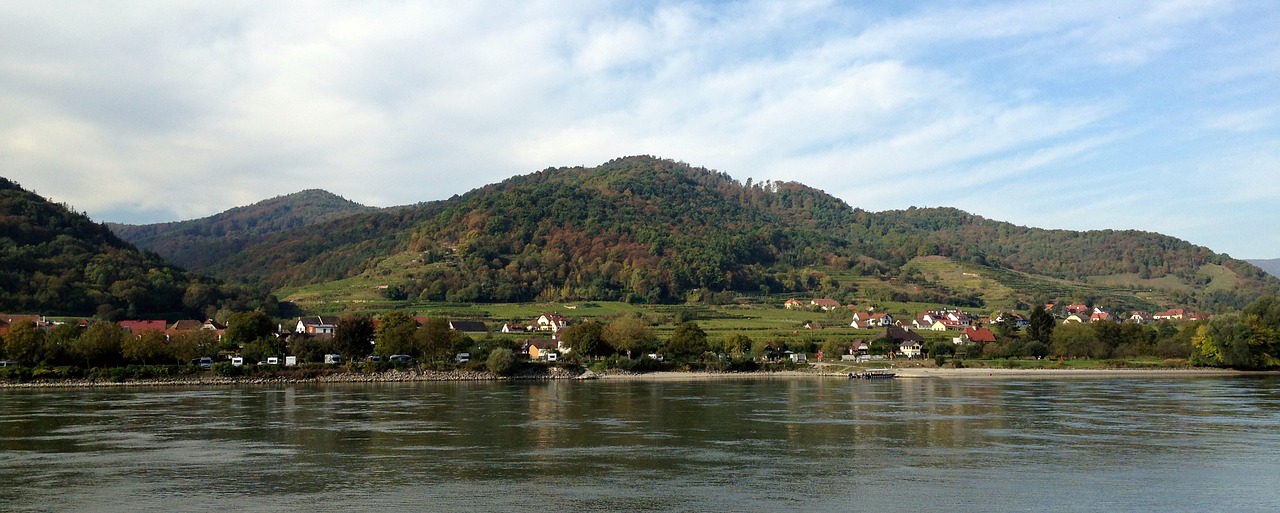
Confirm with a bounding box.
[0,366,588,388]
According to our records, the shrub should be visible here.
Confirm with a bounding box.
[212,362,245,377]
[487,348,515,375]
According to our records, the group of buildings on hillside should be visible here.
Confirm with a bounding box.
[786,297,1206,360]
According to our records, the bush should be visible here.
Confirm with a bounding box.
[211,362,245,377]
[0,366,32,382]
[31,366,83,380]
[95,365,187,382]
[487,348,515,375]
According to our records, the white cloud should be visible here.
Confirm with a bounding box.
[0,0,1276,257]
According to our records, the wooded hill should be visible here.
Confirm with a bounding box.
[108,189,376,272]
[0,177,277,319]
[110,156,1280,314]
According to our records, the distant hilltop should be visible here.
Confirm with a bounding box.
[100,156,1280,315]
[1248,259,1280,279]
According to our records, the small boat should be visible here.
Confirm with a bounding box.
[848,370,896,380]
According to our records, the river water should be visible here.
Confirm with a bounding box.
[2,376,1278,512]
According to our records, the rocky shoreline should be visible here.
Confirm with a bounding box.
[2,366,1265,389]
[0,366,595,389]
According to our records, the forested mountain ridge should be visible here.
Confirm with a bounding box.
[126,156,1280,312]
[109,189,376,272]
[0,177,270,318]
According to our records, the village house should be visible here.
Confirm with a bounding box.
[913,308,975,331]
[811,298,842,311]
[1128,311,1154,324]
[296,316,340,335]
[1153,309,1187,320]
[885,326,924,358]
[118,320,169,334]
[523,339,559,361]
[1089,310,1119,323]
[958,327,997,345]
[1062,313,1089,324]
[448,320,489,335]
[841,339,870,360]
[898,340,923,359]
[0,314,47,337]
[903,318,933,330]
[531,313,570,332]
[783,298,805,310]
[169,319,226,331]
[850,311,894,329]
[1065,304,1091,316]
[992,311,1030,329]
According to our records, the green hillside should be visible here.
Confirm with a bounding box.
[146,156,1279,314]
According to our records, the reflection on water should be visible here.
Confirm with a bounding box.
[3,377,1279,512]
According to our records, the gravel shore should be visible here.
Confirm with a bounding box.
[2,365,1267,389]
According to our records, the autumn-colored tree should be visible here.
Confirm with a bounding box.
[375,311,419,356]
[71,322,125,368]
[664,322,709,359]
[561,321,605,359]
[335,314,374,359]
[603,314,654,358]
[122,330,168,365]
[2,321,45,366]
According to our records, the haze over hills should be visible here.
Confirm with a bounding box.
[108,189,376,272]
[1248,259,1280,279]
[109,156,1280,314]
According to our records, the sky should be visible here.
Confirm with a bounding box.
[2,1,1278,258]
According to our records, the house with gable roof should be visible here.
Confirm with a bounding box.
[118,320,169,334]
[524,339,559,361]
[811,298,842,311]
[1153,309,1187,321]
[296,316,341,335]
[449,320,489,335]
[0,314,46,337]
[1128,311,1154,324]
[960,327,997,344]
[850,312,895,329]
[532,313,570,332]
[1089,311,1119,323]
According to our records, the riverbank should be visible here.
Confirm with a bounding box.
[889,367,1264,379]
[2,365,1270,388]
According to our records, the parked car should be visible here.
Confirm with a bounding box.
[0,360,18,368]
[454,353,470,364]
[196,357,213,369]
[388,354,414,364]
[324,354,343,365]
